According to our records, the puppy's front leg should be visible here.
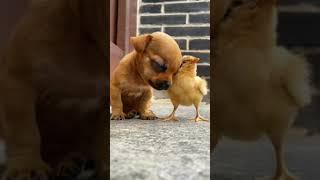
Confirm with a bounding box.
[91,103,107,180]
[137,89,157,120]
[2,84,49,180]
[110,85,125,120]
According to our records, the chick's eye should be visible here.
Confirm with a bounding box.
[151,60,167,72]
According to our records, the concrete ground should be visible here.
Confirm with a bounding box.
[110,99,210,180]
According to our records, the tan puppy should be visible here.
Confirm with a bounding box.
[0,0,106,179]
[110,32,182,120]
[213,0,312,179]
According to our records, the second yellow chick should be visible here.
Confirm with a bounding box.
[163,55,208,122]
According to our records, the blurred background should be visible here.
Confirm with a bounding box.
[213,0,320,179]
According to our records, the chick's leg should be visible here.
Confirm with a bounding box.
[267,132,297,180]
[192,103,208,122]
[162,103,179,121]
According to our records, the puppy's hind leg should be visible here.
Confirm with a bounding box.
[110,86,125,120]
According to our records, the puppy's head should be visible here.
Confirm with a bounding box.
[130,32,182,90]
[214,0,278,35]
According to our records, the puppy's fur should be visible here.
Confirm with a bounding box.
[110,32,182,120]
[214,0,312,179]
[0,0,107,179]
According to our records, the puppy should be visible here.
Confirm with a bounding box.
[0,0,107,179]
[110,32,182,120]
[213,0,312,179]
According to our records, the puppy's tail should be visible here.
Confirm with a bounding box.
[196,77,208,96]
[279,47,313,107]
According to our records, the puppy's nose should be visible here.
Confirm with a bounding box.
[159,81,170,90]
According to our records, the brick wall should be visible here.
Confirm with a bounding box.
[137,0,210,76]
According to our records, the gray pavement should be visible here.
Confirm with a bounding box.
[110,99,210,180]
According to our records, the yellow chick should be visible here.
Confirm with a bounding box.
[163,55,208,122]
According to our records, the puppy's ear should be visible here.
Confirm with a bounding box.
[130,34,153,53]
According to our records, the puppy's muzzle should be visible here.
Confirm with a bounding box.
[154,81,171,90]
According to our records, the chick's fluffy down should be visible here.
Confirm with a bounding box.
[168,74,207,106]
[274,47,312,108]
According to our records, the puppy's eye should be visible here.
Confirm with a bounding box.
[151,60,167,72]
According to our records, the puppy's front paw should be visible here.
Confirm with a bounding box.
[125,110,138,119]
[2,160,50,180]
[55,155,95,179]
[140,110,157,120]
[110,112,126,120]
